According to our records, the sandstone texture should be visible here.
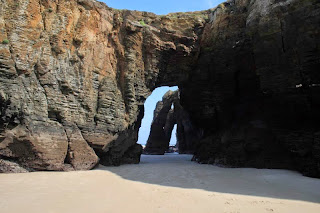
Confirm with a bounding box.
[0,0,319,177]
[0,0,206,171]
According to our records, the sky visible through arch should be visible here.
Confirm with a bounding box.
[98,0,224,145]
[100,0,225,15]
[138,86,178,146]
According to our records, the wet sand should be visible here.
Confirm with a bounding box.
[1,154,320,213]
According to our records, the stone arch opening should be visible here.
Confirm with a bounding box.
[137,86,178,148]
[142,87,198,155]
[168,124,178,153]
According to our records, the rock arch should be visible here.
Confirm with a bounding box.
[0,0,319,177]
[144,90,201,155]
[0,0,206,171]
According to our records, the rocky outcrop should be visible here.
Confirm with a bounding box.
[0,0,319,177]
[144,90,201,154]
[181,0,320,177]
[144,90,177,154]
[0,0,207,171]
[0,159,29,173]
[174,96,203,154]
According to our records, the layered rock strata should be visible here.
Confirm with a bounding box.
[174,95,203,154]
[0,0,319,177]
[181,0,320,177]
[0,0,207,171]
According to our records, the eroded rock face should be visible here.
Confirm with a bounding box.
[180,0,320,177]
[174,96,203,154]
[0,0,207,171]
[144,90,201,154]
[0,0,319,177]
[0,159,29,173]
[144,90,177,154]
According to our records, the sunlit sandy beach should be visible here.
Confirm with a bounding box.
[1,154,320,213]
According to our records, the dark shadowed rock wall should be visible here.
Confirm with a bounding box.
[144,90,200,154]
[173,95,203,154]
[180,0,320,177]
[0,0,319,177]
[144,90,177,155]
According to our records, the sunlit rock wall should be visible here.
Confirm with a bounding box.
[0,0,206,171]
[0,0,319,177]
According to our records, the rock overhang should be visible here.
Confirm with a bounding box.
[0,0,319,178]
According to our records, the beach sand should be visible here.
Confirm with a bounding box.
[0,154,320,213]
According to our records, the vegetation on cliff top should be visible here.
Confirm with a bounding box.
[2,39,9,44]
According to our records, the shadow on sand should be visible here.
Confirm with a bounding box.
[97,154,320,203]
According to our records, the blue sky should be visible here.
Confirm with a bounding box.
[100,0,225,15]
